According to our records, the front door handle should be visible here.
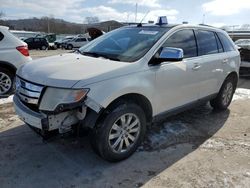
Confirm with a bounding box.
[222,59,228,64]
[192,63,201,71]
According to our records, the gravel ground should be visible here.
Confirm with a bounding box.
[0,51,250,187]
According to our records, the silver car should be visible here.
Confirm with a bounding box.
[14,21,240,161]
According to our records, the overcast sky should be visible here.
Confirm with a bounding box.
[1,0,250,27]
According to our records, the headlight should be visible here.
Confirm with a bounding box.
[39,88,89,111]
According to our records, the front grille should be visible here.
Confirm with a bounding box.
[16,77,44,105]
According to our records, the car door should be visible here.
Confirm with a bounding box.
[194,30,225,99]
[76,38,87,47]
[33,38,40,49]
[152,29,202,114]
[25,38,34,49]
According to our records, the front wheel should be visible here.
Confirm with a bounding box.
[210,76,237,110]
[67,44,73,50]
[41,45,47,50]
[0,68,14,96]
[91,102,146,162]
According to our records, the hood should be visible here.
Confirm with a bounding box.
[17,53,135,88]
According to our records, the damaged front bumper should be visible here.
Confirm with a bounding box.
[13,95,88,133]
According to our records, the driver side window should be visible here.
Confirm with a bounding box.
[162,29,197,58]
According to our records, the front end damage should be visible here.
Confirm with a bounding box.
[14,94,103,134]
[14,77,103,135]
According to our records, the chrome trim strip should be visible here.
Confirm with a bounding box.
[18,87,40,98]
[16,77,44,105]
[19,93,39,104]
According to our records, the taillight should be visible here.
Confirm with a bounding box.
[16,45,29,57]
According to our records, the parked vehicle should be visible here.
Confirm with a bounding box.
[54,36,74,48]
[14,19,240,162]
[24,37,49,50]
[0,26,31,95]
[235,39,250,50]
[64,37,90,50]
[239,48,250,76]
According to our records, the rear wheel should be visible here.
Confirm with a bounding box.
[67,44,73,50]
[210,76,237,110]
[91,102,146,162]
[0,68,14,95]
[41,45,47,50]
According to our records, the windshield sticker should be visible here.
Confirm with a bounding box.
[139,30,159,35]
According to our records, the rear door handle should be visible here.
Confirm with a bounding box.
[192,63,201,71]
[222,59,228,64]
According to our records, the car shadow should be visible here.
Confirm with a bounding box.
[238,77,250,89]
[0,103,229,188]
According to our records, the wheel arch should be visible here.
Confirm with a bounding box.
[84,93,153,129]
[225,71,238,89]
[104,93,153,123]
[0,61,17,74]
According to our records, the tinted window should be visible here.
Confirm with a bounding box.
[215,33,224,53]
[0,32,4,41]
[34,38,40,42]
[76,38,87,42]
[217,32,235,52]
[163,29,197,58]
[196,30,218,55]
[25,38,33,43]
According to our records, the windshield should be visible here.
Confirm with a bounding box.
[79,27,169,62]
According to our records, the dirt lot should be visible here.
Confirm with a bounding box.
[0,51,250,188]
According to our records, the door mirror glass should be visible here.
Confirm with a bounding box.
[158,47,184,62]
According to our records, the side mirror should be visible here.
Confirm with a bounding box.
[154,47,184,64]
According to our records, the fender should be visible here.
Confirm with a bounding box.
[0,61,17,72]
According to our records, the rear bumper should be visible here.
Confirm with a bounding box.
[241,61,250,68]
[13,95,48,130]
[240,61,250,76]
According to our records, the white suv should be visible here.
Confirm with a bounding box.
[0,26,31,95]
[13,23,240,161]
[65,37,90,50]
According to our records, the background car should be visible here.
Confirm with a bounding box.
[0,26,31,96]
[235,39,250,50]
[24,37,49,50]
[64,37,90,50]
[54,36,74,48]
[239,48,250,76]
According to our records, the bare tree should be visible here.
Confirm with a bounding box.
[84,16,100,24]
[0,11,5,19]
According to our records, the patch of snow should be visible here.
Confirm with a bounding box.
[0,95,13,105]
[233,88,250,101]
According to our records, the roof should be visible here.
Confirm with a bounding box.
[122,23,225,33]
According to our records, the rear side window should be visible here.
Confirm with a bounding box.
[217,32,235,52]
[0,32,4,41]
[25,38,33,43]
[163,29,197,58]
[195,30,218,55]
[215,33,224,53]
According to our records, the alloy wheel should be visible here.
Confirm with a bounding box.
[108,113,141,153]
[222,82,233,106]
[0,72,12,95]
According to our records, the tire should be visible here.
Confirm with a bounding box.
[0,67,15,96]
[210,76,237,110]
[41,45,47,50]
[67,44,73,50]
[91,102,146,162]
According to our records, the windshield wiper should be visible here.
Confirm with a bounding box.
[81,51,120,61]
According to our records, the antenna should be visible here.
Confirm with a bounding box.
[135,3,138,23]
[202,14,205,24]
[137,11,150,27]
